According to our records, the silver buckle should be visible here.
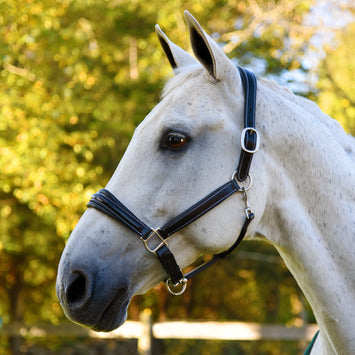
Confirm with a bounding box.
[141,229,167,255]
[241,128,260,154]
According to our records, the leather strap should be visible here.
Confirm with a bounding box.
[156,245,185,285]
[87,189,151,238]
[184,214,254,280]
[159,179,241,238]
[235,67,258,182]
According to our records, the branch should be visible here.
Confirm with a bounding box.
[220,0,318,54]
[4,63,36,81]
[0,198,18,207]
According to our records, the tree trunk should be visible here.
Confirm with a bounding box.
[8,258,25,355]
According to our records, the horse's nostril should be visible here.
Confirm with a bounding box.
[67,271,88,305]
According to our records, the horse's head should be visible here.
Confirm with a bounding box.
[56,12,267,332]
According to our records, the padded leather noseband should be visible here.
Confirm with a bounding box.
[87,67,259,294]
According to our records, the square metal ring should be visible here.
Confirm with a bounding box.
[141,229,167,255]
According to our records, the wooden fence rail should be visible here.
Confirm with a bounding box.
[1,314,318,355]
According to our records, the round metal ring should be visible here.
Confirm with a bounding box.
[231,172,253,191]
[166,278,187,296]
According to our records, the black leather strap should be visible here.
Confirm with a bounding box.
[185,213,254,280]
[159,179,241,238]
[87,189,151,238]
[156,245,185,285]
[235,67,258,182]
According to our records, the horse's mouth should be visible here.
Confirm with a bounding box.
[91,289,131,332]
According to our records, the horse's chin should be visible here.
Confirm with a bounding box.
[64,298,129,333]
[91,304,129,332]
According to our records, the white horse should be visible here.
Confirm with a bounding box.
[56,12,355,354]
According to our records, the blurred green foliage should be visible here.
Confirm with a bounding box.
[0,0,353,353]
[317,17,355,135]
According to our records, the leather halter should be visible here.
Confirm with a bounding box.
[87,67,259,295]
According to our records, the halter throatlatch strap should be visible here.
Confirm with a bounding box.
[87,66,258,294]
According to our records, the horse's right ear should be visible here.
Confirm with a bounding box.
[155,24,196,71]
[184,11,237,83]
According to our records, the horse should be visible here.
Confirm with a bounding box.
[56,11,355,354]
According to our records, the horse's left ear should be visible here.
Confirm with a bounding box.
[184,11,236,82]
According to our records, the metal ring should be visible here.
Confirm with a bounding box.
[166,278,187,296]
[231,172,253,192]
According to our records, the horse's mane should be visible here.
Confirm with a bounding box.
[259,78,354,157]
[259,78,324,120]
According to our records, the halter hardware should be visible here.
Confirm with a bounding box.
[231,172,252,191]
[241,128,260,154]
[241,188,254,219]
[87,67,258,295]
[166,277,188,296]
[141,229,167,254]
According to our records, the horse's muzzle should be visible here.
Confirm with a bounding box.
[56,261,131,332]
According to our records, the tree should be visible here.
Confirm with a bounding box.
[316,7,355,134]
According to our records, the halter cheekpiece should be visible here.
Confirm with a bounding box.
[87,67,259,295]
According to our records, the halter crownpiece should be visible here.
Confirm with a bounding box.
[87,67,259,295]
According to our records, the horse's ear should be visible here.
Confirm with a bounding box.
[155,24,196,71]
[184,11,236,82]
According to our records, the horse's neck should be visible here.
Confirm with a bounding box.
[256,81,355,354]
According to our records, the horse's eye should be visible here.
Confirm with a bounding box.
[161,131,190,151]
[168,133,187,148]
